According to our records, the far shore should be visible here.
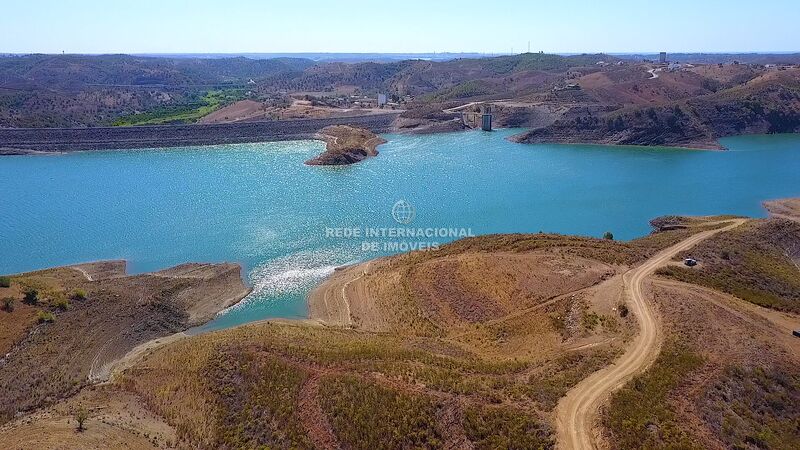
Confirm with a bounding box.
[1,112,797,156]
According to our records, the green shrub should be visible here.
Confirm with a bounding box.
[53,298,70,311]
[23,289,39,305]
[36,310,55,323]
[2,297,14,312]
[603,231,614,240]
[72,289,87,301]
[618,303,629,317]
[0,276,10,288]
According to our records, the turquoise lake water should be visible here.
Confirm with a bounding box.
[1,129,798,330]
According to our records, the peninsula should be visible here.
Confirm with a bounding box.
[305,125,387,165]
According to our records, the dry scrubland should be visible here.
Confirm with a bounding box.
[602,210,800,448]
[1,212,799,449]
[0,261,248,426]
[112,216,738,448]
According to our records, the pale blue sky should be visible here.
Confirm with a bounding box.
[2,0,799,54]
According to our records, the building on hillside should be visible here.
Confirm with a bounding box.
[377,93,388,107]
[659,52,667,63]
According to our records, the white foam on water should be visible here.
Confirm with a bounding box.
[217,248,347,315]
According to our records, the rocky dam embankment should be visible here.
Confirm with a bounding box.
[0,113,400,154]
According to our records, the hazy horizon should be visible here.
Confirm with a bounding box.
[2,0,799,54]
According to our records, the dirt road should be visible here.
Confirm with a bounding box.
[555,219,746,449]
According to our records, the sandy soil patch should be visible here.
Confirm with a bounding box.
[0,385,174,449]
[764,197,800,222]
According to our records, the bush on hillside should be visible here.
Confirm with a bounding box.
[53,298,70,311]
[36,310,55,323]
[23,289,39,305]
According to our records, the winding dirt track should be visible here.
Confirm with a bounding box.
[555,219,746,449]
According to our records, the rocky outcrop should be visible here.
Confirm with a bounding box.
[305,125,387,165]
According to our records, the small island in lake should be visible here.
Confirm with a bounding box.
[305,125,387,166]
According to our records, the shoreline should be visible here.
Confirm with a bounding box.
[2,115,797,155]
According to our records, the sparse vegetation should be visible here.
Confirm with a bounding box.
[526,350,619,410]
[36,310,55,323]
[23,288,39,305]
[1,297,14,312]
[208,349,312,448]
[0,276,10,288]
[463,405,553,449]
[704,365,800,449]
[319,375,443,449]
[656,219,800,313]
[605,343,704,449]
[52,297,70,311]
[71,289,87,301]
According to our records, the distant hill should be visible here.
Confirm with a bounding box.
[513,68,800,149]
[615,53,800,65]
[2,51,800,137]
[0,54,314,89]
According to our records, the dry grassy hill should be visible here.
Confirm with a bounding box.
[605,217,800,448]
[1,213,798,449]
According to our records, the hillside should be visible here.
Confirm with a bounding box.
[0,54,313,127]
[0,261,249,423]
[512,69,800,149]
[0,213,798,448]
[3,52,800,148]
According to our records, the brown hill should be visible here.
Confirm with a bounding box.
[0,261,249,423]
[1,214,798,448]
[512,68,800,149]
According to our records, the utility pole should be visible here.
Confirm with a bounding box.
[528,41,530,53]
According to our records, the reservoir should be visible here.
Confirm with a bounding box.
[1,129,798,329]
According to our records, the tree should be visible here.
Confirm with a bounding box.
[75,407,88,432]
[603,231,614,240]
